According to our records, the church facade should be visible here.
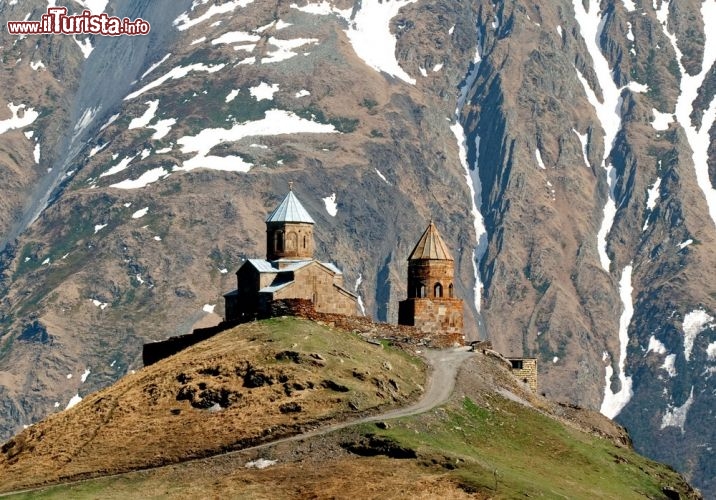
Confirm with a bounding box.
[224,188,358,322]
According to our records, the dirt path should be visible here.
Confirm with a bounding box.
[0,347,474,497]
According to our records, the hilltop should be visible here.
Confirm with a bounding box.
[0,317,699,499]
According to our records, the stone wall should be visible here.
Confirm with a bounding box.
[143,323,232,366]
[508,358,538,392]
[407,260,455,299]
[272,263,357,316]
[398,297,464,346]
[144,298,463,366]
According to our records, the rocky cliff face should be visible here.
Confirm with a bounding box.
[0,0,714,494]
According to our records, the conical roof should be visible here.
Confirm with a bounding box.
[266,190,315,224]
[408,222,453,260]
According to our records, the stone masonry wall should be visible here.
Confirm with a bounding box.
[272,264,357,316]
[510,358,538,392]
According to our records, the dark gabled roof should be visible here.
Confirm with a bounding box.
[265,190,315,224]
[408,222,453,261]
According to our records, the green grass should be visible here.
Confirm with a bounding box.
[356,394,689,499]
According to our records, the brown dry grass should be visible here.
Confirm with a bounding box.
[11,455,480,500]
[0,317,424,492]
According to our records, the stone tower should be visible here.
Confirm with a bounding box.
[398,222,464,344]
[265,187,315,262]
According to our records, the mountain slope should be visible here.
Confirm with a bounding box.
[0,317,425,491]
[0,0,714,495]
[0,317,699,499]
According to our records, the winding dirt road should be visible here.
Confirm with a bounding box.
[0,347,474,497]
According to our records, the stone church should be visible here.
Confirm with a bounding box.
[223,188,358,322]
[398,222,464,344]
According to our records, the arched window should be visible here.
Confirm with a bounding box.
[303,235,307,248]
[274,231,285,252]
[419,285,426,298]
[448,283,454,298]
[434,283,443,298]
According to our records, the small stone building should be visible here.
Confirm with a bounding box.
[224,189,358,322]
[508,358,538,392]
[398,222,464,345]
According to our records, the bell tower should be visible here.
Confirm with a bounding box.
[398,221,463,344]
[265,185,315,261]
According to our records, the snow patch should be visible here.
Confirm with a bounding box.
[110,167,172,190]
[150,119,176,140]
[707,342,716,361]
[646,177,661,211]
[662,354,677,377]
[81,368,90,383]
[174,1,256,31]
[322,193,337,216]
[451,121,487,312]
[432,63,444,72]
[375,169,390,184]
[290,1,351,18]
[660,387,694,433]
[132,207,149,219]
[295,89,310,98]
[600,264,634,419]
[92,299,108,309]
[0,103,39,135]
[678,239,693,250]
[73,36,93,58]
[99,113,119,131]
[176,109,336,173]
[211,31,259,46]
[226,89,240,103]
[338,0,418,85]
[65,394,82,410]
[656,0,716,230]
[572,0,636,271]
[141,53,172,81]
[100,155,137,178]
[622,0,636,11]
[33,143,40,164]
[128,100,159,129]
[682,309,715,362]
[30,60,45,71]
[203,304,216,313]
[89,143,107,158]
[651,108,673,130]
[262,37,318,63]
[249,82,280,101]
[535,148,546,170]
[94,223,107,234]
[125,63,225,100]
[647,335,667,355]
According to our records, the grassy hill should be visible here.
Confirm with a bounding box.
[0,317,700,499]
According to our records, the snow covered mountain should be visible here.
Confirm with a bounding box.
[0,0,714,494]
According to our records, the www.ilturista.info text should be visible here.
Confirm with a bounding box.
[7,7,150,36]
